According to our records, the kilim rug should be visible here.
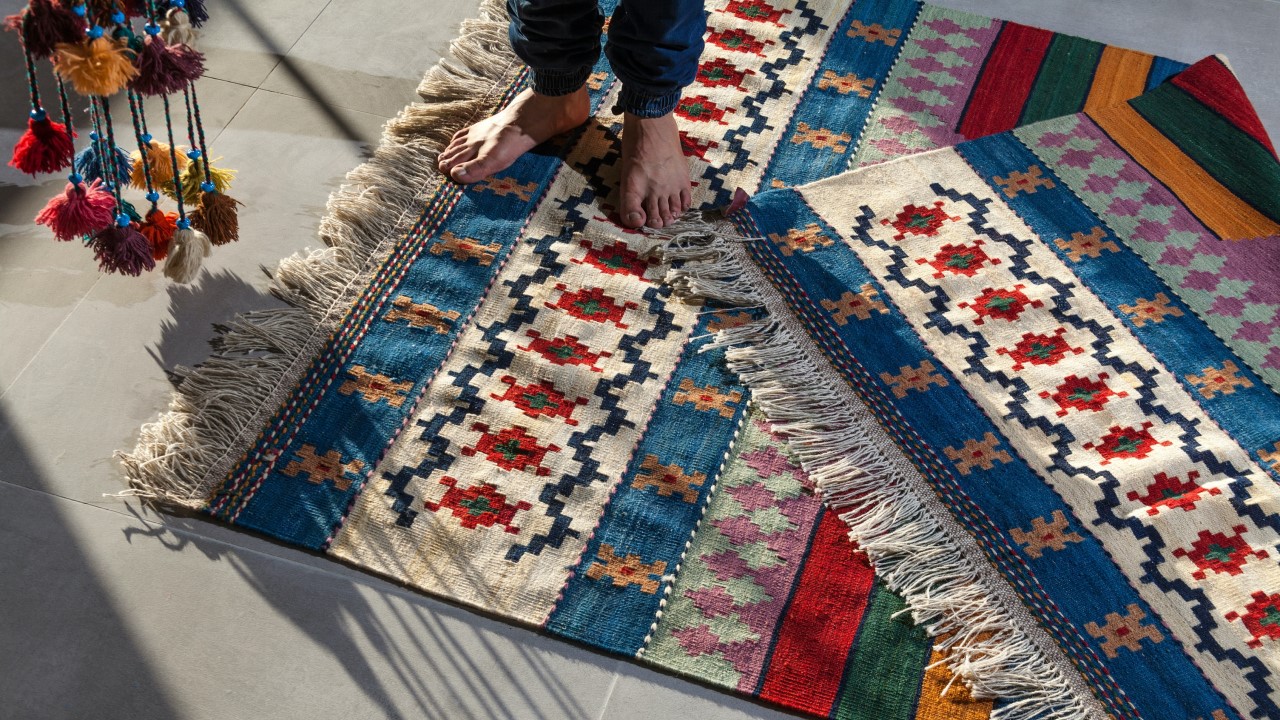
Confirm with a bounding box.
[116,0,1271,717]
[667,55,1280,720]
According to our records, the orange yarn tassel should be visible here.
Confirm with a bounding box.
[52,36,138,96]
[130,140,186,189]
[139,208,178,260]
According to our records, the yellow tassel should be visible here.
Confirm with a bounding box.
[130,141,188,189]
[52,37,138,97]
[165,160,236,206]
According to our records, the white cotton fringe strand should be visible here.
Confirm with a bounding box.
[114,0,521,508]
[651,217,1109,720]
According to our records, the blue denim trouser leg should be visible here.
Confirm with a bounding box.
[507,0,705,117]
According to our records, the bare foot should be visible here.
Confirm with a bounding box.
[620,111,692,229]
[438,86,590,183]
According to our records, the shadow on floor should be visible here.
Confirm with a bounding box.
[0,405,183,720]
[118,503,602,720]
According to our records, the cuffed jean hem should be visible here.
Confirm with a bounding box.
[615,84,682,118]
[530,66,592,96]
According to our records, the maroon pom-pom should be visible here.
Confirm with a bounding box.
[35,179,116,241]
[131,35,206,96]
[10,116,76,175]
[4,0,83,60]
[92,223,156,276]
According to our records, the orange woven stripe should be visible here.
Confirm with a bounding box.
[1084,46,1153,112]
[1089,101,1280,239]
[913,645,994,720]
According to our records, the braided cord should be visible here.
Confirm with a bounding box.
[185,84,213,185]
[180,85,210,184]
[127,91,157,202]
[97,97,127,210]
[161,92,187,222]
[19,16,42,112]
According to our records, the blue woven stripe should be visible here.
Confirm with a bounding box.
[738,184,1235,720]
[227,51,621,549]
[761,0,921,188]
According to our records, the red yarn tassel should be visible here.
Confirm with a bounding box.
[4,0,83,60]
[139,208,178,260]
[10,115,76,175]
[35,179,116,241]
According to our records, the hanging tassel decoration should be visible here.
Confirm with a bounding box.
[10,110,77,174]
[139,205,177,259]
[131,27,203,95]
[53,28,139,96]
[171,0,206,27]
[163,219,210,281]
[189,187,240,245]
[35,177,116,241]
[3,0,83,59]
[169,149,233,204]
[74,131,134,185]
[158,6,194,46]
[92,212,155,275]
[129,138,185,188]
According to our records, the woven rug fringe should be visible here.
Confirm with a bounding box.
[651,217,1108,720]
[113,0,519,508]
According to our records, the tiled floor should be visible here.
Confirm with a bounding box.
[0,1,1277,718]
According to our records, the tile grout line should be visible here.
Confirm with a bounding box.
[593,667,623,720]
[256,0,338,89]
[0,273,104,401]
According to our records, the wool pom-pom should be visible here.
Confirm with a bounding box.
[4,0,83,60]
[189,190,241,246]
[131,34,205,96]
[35,179,117,241]
[75,141,134,186]
[163,225,211,283]
[92,223,156,276]
[183,0,209,26]
[53,36,139,97]
[139,208,178,260]
[167,160,235,205]
[9,116,76,175]
[159,8,196,47]
[129,140,187,189]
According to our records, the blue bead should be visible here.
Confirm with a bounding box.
[73,4,87,16]
[145,23,161,36]
[186,148,202,160]
[177,218,191,230]
[141,133,153,143]
[30,109,47,121]
[88,25,104,39]
[171,0,186,7]
[111,10,125,23]
[68,173,83,184]
[146,191,161,202]
[200,181,216,192]
[89,131,99,141]
[116,214,131,227]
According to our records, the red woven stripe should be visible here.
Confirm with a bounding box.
[758,511,877,716]
[957,22,1055,139]
[1170,56,1277,157]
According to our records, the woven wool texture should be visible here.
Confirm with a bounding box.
[119,0,1277,718]
[697,55,1279,720]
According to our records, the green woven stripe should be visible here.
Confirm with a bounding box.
[832,582,931,720]
[1131,83,1280,222]
[1019,34,1104,125]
